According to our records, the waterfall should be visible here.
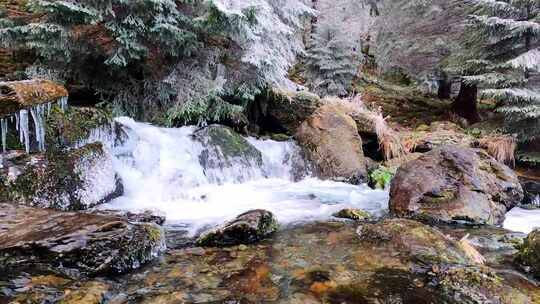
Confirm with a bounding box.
[103,117,389,235]
[0,98,68,153]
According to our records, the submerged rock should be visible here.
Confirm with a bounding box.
[357,219,472,266]
[3,220,539,303]
[438,266,532,303]
[389,145,523,225]
[0,203,165,276]
[295,104,368,184]
[0,143,122,210]
[196,209,278,247]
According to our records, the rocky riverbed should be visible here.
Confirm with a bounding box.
[1,89,540,304]
[2,220,539,303]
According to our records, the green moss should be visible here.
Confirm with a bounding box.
[143,224,162,243]
[333,208,370,221]
[368,166,396,190]
[45,106,112,150]
[515,229,540,278]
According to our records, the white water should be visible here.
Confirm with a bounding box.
[505,207,540,234]
[103,117,389,235]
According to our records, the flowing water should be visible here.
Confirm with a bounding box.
[102,117,389,235]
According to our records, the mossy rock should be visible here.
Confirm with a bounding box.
[194,124,263,173]
[332,208,371,221]
[256,88,322,134]
[45,106,113,150]
[0,143,121,210]
[196,209,279,247]
[516,229,540,278]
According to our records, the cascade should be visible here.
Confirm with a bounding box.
[103,117,389,235]
[0,98,68,153]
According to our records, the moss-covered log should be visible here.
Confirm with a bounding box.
[0,79,68,116]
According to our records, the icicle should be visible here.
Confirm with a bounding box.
[47,102,52,115]
[1,118,7,153]
[19,110,30,153]
[30,104,46,151]
[58,96,68,112]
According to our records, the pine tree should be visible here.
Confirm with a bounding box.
[304,23,359,97]
[461,0,540,142]
[0,0,314,125]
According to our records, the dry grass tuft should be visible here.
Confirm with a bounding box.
[458,234,486,265]
[369,111,407,161]
[478,135,516,167]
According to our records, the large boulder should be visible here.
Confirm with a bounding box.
[295,104,368,184]
[0,203,165,276]
[389,145,524,225]
[0,143,122,211]
[196,209,278,247]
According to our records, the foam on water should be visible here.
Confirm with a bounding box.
[104,117,389,235]
[504,207,540,234]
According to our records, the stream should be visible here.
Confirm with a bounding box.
[101,117,389,235]
[91,117,537,236]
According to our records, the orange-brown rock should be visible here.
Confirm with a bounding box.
[295,104,367,184]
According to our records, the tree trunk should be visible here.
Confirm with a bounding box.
[453,82,480,123]
[437,76,452,99]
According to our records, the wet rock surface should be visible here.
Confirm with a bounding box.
[3,220,538,303]
[196,209,278,247]
[389,145,523,225]
[520,176,540,207]
[0,143,122,210]
[0,203,165,277]
[295,104,368,184]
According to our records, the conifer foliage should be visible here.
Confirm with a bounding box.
[0,0,313,125]
[304,23,359,97]
[463,0,540,142]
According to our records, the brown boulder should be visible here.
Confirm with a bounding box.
[295,104,368,184]
[389,145,523,225]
